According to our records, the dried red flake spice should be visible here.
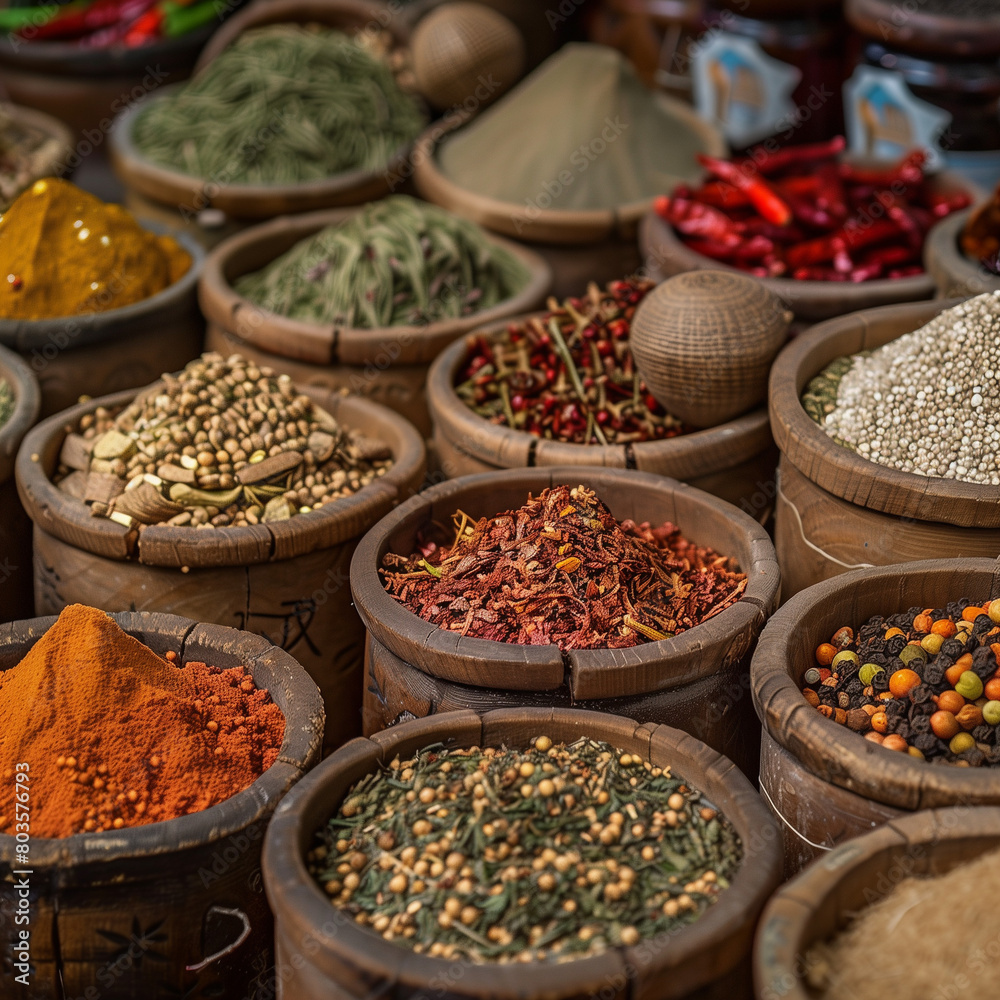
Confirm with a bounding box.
[380,485,747,651]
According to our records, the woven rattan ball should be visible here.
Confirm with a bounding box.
[411,3,525,111]
[630,270,792,428]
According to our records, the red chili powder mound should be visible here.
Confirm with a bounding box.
[0,605,285,838]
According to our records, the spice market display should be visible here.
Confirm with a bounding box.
[55,352,394,528]
[381,484,746,649]
[6,2,1000,997]
[308,734,742,961]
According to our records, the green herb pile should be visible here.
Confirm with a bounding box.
[132,25,426,184]
[235,196,531,328]
[308,735,742,963]
[0,379,13,428]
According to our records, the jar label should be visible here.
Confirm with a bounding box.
[843,65,952,170]
[692,34,800,148]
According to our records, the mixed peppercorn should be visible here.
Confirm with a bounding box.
[456,279,687,445]
[801,600,1000,765]
[655,139,970,282]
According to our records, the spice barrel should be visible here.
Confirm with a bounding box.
[263,707,783,1000]
[351,467,780,778]
[0,609,323,1000]
[16,384,426,754]
[751,558,1000,876]
[754,805,1000,1000]
[0,343,40,623]
[924,207,1000,298]
[428,320,777,520]
[413,102,725,300]
[199,207,552,437]
[766,296,1000,597]
[109,0,418,249]
[0,228,204,418]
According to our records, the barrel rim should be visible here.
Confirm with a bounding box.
[198,206,553,367]
[0,225,204,354]
[753,803,1000,1000]
[750,557,1000,811]
[412,94,727,246]
[0,340,40,481]
[767,294,1000,528]
[15,380,427,567]
[349,465,780,698]
[426,314,773,476]
[0,609,323,866]
[263,707,783,1000]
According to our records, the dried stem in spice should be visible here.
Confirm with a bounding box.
[381,485,746,650]
[308,735,742,963]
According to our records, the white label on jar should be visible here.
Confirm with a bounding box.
[844,65,952,170]
[692,33,800,148]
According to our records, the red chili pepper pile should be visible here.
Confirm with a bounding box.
[654,138,972,283]
[455,279,687,445]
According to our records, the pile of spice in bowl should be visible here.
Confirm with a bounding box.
[0,107,69,210]
[55,352,393,529]
[0,605,284,838]
[381,484,746,648]
[307,732,742,961]
[130,25,426,185]
[234,196,532,328]
[961,182,1000,274]
[0,379,12,429]
[457,278,687,444]
[0,177,191,320]
[654,138,970,281]
[802,292,1000,484]
[800,599,1000,765]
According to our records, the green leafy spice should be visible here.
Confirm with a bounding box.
[132,26,426,184]
[235,196,530,328]
[0,379,12,428]
[308,736,742,963]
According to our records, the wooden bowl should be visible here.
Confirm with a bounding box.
[0,102,74,205]
[630,270,791,428]
[263,707,783,1000]
[924,206,1000,298]
[751,558,1000,873]
[755,805,1000,999]
[0,609,323,998]
[109,0,421,223]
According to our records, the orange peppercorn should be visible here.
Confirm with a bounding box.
[885,627,905,639]
[956,704,983,730]
[870,711,889,734]
[930,710,961,740]
[803,688,820,707]
[930,619,957,638]
[963,605,987,622]
[815,643,837,666]
[937,690,966,715]
[888,668,922,699]
[865,731,885,745]
[830,626,854,649]
[945,663,968,688]
[818,705,834,719]
[913,614,933,633]
[957,653,974,669]
[882,734,908,752]
[985,678,1000,702]
[834,708,848,725]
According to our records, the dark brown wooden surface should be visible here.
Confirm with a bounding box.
[751,558,1000,814]
[263,708,782,1000]
[924,207,1000,298]
[0,612,323,999]
[350,466,780,699]
[754,805,1000,1000]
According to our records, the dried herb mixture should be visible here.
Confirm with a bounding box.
[381,485,746,650]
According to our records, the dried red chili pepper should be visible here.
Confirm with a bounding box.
[696,154,792,227]
[744,135,846,175]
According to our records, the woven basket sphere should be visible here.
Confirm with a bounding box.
[411,2,525,111]
[630,270,792,428]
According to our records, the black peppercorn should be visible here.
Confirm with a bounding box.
[973,724,995,744]
[940,639,965,659]
[960,748,986,767]
[913,733,939,753]
[885,636,907,656]
[908,714,930,736]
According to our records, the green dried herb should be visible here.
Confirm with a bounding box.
[0,379,12,428]
[308,735,743,963]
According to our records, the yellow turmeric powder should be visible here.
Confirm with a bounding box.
[0,177,191,320]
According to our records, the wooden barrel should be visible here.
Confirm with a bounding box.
[766,296,1000,597]
[427,320,778,521]
[351,466,781,778]
[263,707,784,1000]
[412,105,726,299]
[0,21,221,139]
[15,384,426,755]
[754,805,1000,1000]
[0,228,204,418]
[750,558,1000,877]
[0,343,40,623]
[0,609,323,1000]
[924,206,1000,298]
[109,0,419,248]
[198,208,553,437]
